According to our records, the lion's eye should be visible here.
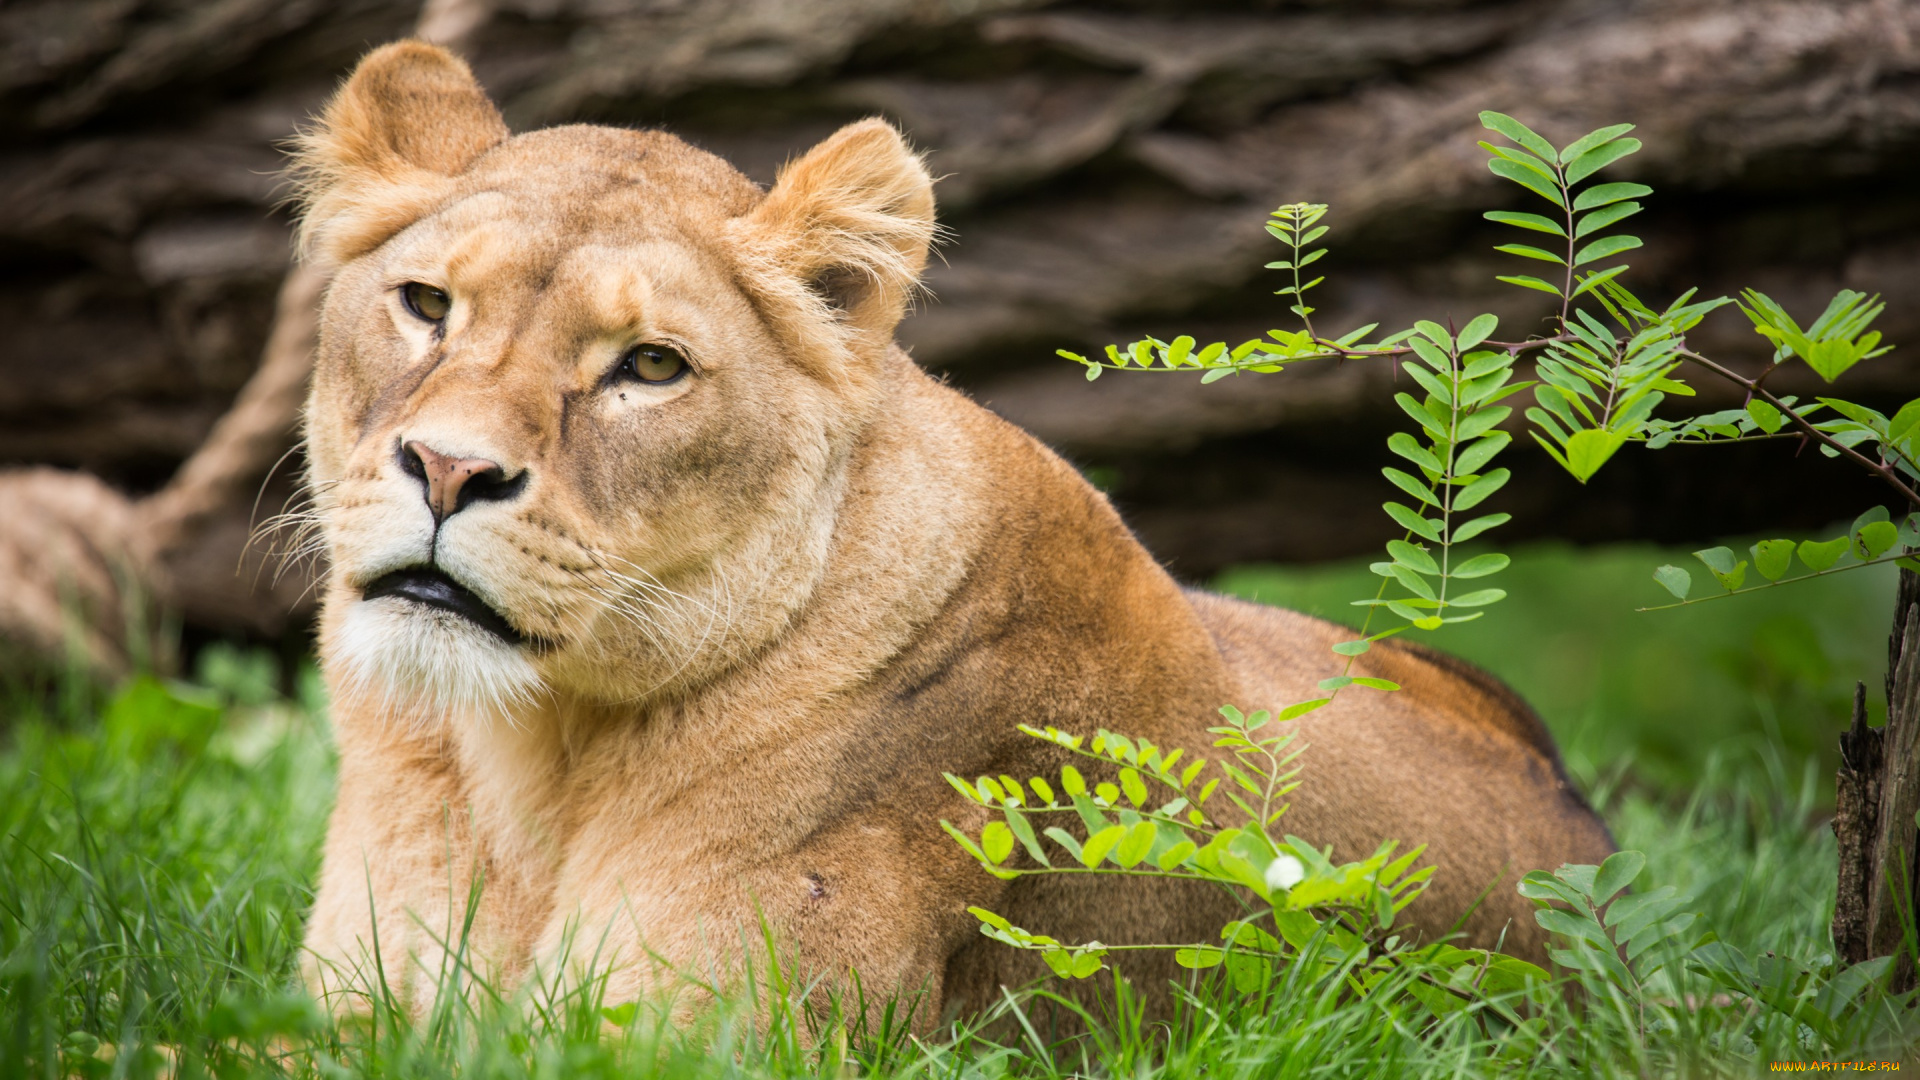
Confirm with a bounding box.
[617,344,690,385]
[401,282,451,322]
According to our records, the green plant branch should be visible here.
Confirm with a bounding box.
[1648,432,1797,447]
[988,936,1289,963]
[977,801,1213,833]
[1071,334,1572,377]
[1675,348,1920,507]
[1637,549,1913,611]
[1288,222,1318,341]
[982,866,1219,881]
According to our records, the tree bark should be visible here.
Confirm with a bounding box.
[1834,566,1920,991]
[1833,681,1882,969]
[4,0,1920,658]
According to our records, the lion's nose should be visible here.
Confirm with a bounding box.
[400,440,524,522]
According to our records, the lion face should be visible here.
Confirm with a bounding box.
[295,45,934,713]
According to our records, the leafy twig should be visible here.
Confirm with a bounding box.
[1674,348,1920,508]
[1639,549,1914,611]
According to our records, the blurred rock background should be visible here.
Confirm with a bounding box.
[3,0,1918,655]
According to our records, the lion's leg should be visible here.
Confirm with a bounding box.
[303,712,531,1017]
[529,810,980,1032]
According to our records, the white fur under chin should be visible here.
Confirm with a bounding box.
[332,598,543,718]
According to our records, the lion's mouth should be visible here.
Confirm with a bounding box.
[360,566,525,646]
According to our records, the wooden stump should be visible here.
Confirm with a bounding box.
[1833,567,1920,990]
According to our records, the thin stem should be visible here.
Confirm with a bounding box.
[1437,343,1463,614]
[1676,348,1920,507]
[1291,220,1317,341]
[999,939,1286,959]
[1560,169,1576,328]
[1637,549,1912,611]
[983,866,1215,881]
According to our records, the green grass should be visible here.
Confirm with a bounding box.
[1,544,1914,1077]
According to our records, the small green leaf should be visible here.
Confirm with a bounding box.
[1004,807,1048,865]
[1392,563,1437,601]
[1573,182,1653,210]
[1484,210,1566,236]
[1415,320,1455,348]
[1277,698,1330,722]
[1060,765,1086,797]
[1043,827,1084,864]
[967,906,1012,931]
[1115,821,1157,868]
[1041,948,1074,978]
[1750,540,1794,581]
[1497,274,1565,297]
[1452,553,1510,579]
[1450,512,1511,544]
[1591,850,1645,906]
[1495,243,1566,265]
[942,820,990,864]
[1692,546,1748,591]
[1331,639,1372,656]
[981,821,1015,865]
[1387,432,1445,474]
[1403,357,1454,400]
[1561,429,1628,482]
[1693,545,1737,576]
[1798,536,1850,572]
[1351,677,1400,691]
[1120,767,1148,807]
[1457,313,1499,351]
[1387,539,1440,574]
[1558,123,1636,165]
[1564,137,1642,185]
[1886,399,1920,450]
[1571,266,1631,300]
[1652,564,1690,599]
[1176,946,1225,969]
[1384,502,1443,542]
[1158,840,1197,870]
[1081,824,1127,867]
[1453,468,1511,511]
[1575,200,1641,238]
[1455,431,1512,475]
[1745,399,1784,434]
[1573,235,1642,266]
[1382,467,1438,506]
[1488,158,1566,207]
[1855,520,1899,560]
[1449,589,1506,607]
[1480,111,1560,161]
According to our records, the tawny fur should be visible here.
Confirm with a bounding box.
[295,40,1615,1019]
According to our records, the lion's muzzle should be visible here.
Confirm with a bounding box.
[361,565,525,646]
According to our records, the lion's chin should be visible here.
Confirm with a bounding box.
[331,597,543,717]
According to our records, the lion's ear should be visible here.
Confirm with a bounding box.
[293,41,507,265]
[741,119,936,347]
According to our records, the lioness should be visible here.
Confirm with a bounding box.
[295,41,1614,1015]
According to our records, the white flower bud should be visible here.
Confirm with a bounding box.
[1264,853,1305,893]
